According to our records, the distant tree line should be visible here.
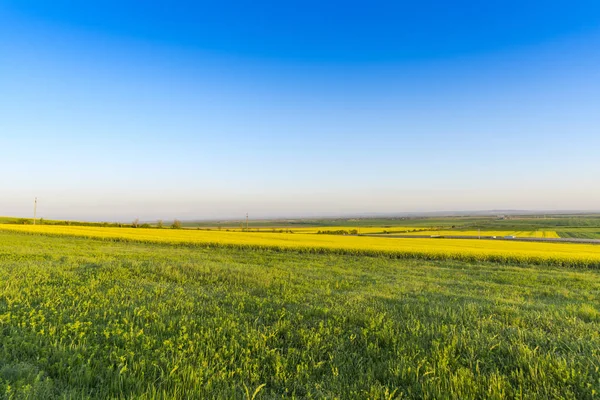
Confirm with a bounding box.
[3,217,184,229]
[317,229,359,235]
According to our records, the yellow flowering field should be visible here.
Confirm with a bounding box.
[1,224,598,267]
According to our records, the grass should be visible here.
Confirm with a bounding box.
[1,224,600,268]
[557,228,600,240]
[1,231,599,399]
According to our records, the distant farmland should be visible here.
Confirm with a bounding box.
[1,224,600,267]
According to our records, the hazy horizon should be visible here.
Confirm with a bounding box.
[2,1,599,221]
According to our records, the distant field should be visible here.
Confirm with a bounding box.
[557,228,600,239]
[2,224,599,267]
[215,226,423,234]
[234,227,561,237]
[1,231,599,398]
[389,230,561,238]
[182,215,600,230]
[181,217,476,229]
[7,214,600,232]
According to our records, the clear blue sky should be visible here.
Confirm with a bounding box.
[1,1,599,221]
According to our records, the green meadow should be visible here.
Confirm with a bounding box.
[1,231,599,399]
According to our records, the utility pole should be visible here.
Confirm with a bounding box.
[246,213,249,231]
[33,197,37,225]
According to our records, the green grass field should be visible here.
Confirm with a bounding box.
[1,231,599,399]
[557,228,600,239]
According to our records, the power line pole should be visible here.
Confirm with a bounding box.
[33,197,37,225]
[246,213,249,231]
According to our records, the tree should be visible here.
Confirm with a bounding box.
[172,219,182,229]
[132,218,139,228]
[157,219,164,228]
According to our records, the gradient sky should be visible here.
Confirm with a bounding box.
[1,1,600,221]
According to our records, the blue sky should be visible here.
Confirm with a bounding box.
[1,1,599,221]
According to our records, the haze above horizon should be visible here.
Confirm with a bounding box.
[2,1,599,221]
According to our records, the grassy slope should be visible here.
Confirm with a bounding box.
[1,232,599,399]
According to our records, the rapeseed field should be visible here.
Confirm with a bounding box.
[0,224,598,267]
